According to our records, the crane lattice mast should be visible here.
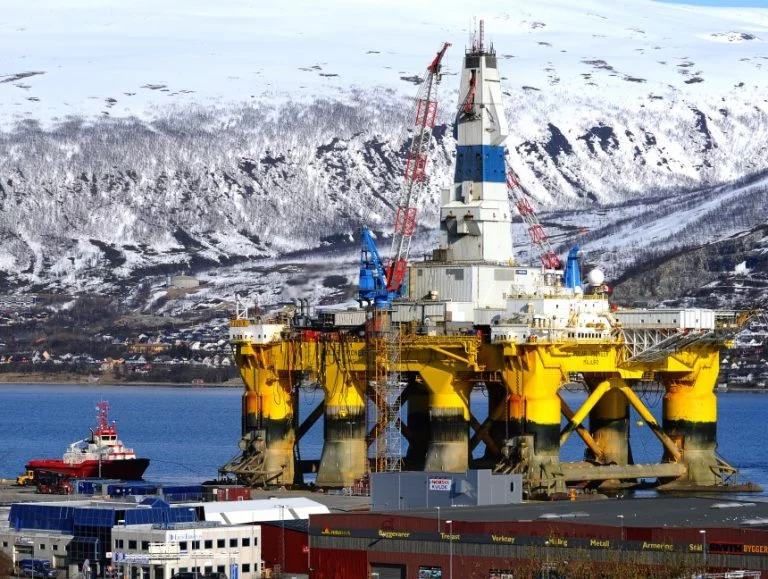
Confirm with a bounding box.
[386,42,451,293]
[506,167,562,269]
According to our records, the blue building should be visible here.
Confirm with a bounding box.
[2,498,196,577]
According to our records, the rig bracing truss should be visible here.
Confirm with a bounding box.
[368,309,405,473]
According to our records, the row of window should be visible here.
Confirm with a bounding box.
[2,541,59,551]
[180,564,253,574]
[115,537,256,551]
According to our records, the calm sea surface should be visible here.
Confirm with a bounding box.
[0,384,765,496]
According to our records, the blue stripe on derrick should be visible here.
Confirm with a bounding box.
[454,145,506,183]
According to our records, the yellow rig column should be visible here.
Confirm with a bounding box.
[505,346,567,494]
[661,349,721,486]
[584,377,632,467]
[236,343,295,485]
[419,363,471,472]
[316,365,367,486]
[483,383,523,463]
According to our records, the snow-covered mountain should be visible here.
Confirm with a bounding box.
[2,0,768,311]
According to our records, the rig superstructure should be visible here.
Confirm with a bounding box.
[223,25,757,497]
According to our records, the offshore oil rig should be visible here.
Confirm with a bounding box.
[223,24,756,498]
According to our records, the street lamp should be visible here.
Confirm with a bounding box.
[280,505,286,575]
[446,520,453,579]
[544,540,550,579]
[699,529,707,570]
[436,506,440,534]
[617,514,624,542]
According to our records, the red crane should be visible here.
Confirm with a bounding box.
[385,42,451,294]
[506,167,563,269]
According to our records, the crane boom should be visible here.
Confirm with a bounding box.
[385,42,451,293]
[506,167,562,269]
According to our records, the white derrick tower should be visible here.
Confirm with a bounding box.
[439,23,512,264]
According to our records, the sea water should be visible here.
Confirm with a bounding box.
[0,384,765,495]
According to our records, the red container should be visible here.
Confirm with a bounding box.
[215,486,251,501]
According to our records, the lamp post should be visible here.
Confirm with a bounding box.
[347,420,354,488]
[436,506,440,534]
[187,508,197,577]
[446,520,453,579]
[699,529,707,570]
[544,540,550,579]
[280,505,286,575]
[617,514,624,543]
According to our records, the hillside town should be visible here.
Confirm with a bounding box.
[0,291,238,384]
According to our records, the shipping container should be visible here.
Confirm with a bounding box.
[215,486,251,501]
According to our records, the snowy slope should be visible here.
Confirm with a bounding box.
[1,0,768,310]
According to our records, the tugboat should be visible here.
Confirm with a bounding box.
[26,401,149,480]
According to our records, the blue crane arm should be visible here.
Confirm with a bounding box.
[563,245,582,289]
[358,226,401,308]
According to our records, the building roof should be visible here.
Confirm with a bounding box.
[380,496,768,530]
[201,497,329,526]
[260,519,309,533]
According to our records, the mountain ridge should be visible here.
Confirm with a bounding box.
[1,0,768,311]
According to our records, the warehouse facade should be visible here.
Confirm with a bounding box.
[308,498,768,578]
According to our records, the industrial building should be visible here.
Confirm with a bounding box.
[2,498,197,577]
[111,521,260,579]
[307,496,768,578]
[1,495,327,578]
[370,471,522,511]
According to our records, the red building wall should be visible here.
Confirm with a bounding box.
[309,548,368,579]
[260,524,309,575]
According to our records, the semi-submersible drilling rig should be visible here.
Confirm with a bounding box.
[223,25,757,497]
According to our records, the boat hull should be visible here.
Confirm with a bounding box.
[26,458,150,480]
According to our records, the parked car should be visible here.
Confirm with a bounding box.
[18,559,57,578]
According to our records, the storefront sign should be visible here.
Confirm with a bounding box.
[429,478,452,491]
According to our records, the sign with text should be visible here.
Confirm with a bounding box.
[112,553,150,564]
[429,478,452,492]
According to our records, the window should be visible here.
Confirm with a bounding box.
[216,566,225,574]
[141,541,149,551]
[2,542,6,548]
[253,537,258,546]
[229,538,238,548]
[116,539,124,549]
[242,537,250,547]
[204,567,212,574]
[180,541,188,551]
[217,539,225,549]
[204,540,213,549]
[128,540,137,550]
[243,564,251,573]
[39,544,46,550]
[53,545,58,551]
[192,540,200,550]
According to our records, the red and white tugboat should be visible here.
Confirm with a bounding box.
[26,401,150,480]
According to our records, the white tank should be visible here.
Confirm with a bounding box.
[587,268,605,286]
